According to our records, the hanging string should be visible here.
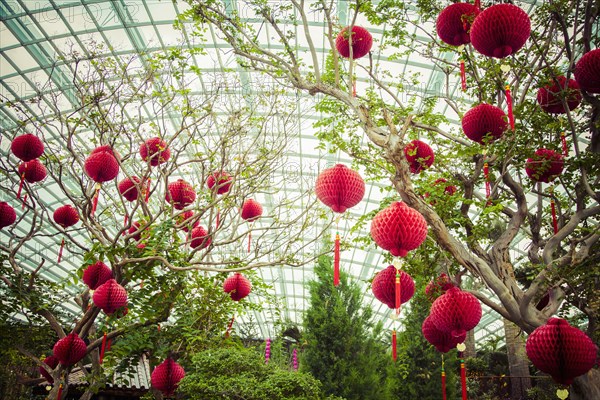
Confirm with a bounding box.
[17,173,25,199]
[484,161,491,199]
[504,82,515,130]
[225,316,235,338]
[91,183,101,217]
[56,383,63,400]
[460,351,468,400]
[334,232,340,286]
[22,193,27,209]
[392,330,397,361]
[395,268,401,315]
[560,132,568,157]
[57,238,65,263]
[441,354,447,400]
[99,332,107,364]
[549,186,559,235]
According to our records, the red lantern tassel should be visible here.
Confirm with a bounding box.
[505,83,515,130]
[550,199,558,234]
[395,270,401,315]
[57,238,65,263]
[334,233,340,286]
[484,162,491,199]
[392,330,397,361]
[56,383,63,400]
[22,193,27,210]
[225,316,235,338]
[460,353,468,400]
[17,173,25,199]
[560,132,568,157]
[460,60,466,91]
[441,355,447,400]
[91,186,100,217]
[144,178,151,203]
[99,332,107,364]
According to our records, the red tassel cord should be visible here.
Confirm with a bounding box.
[91,185,101,217]
[550,199,559,234]
[460,60,466,91]
[334,233,340,286]
[99,332,107,364]
[17,173,25,199]
[392,330,397,361]
[247,230,252,253]
[460,353,468,400]
[57,238,65,263]
[22,193,27,210]
[505,83,515,130]
[56,383,63,400]
[395,270,401,315]
[441,355,447,400]
[144,178,151,203]
[483,161,491,199]
[225,316,235,338]
[561,132,568,157]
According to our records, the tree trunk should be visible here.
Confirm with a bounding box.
[464,328,477,358]
[503,319,532,400]
[570,369,600,400]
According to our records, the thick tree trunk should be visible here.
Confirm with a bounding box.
[464,329,477,358]
[570,369,600,400]
[503,319,532,400]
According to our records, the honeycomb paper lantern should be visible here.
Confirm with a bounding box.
[223,273,252,301]
[53,333,87,367]
[118,176,142,202]
[526,318,597,385]
[140,137,171,166]
[190,226,211,249]
[430,287,482,338]
[425,273,455,302]
[470,4,531,58]
[206,171,233,195]
[18,159,47,183]
[39,355,59,383]
[404,140,435,174]
[178,210,199,232]
[462,103,508,144]
[82,261,113,290]
[93,279,128,315]
[436,3,480,46]
[370,201,428,257]
[315,164,365,213]
[0,202,17,229]
[422,315,466,353]
[574,49,600,94]
[241,199,263,222]
[335,26,373,59]
[525,149,564,183]
[11,134,44,162]
[84,150,119,183]
[166,179,196,210]
[536,76,582,114]
[371,265,415,308]
[128,221,144,241]
[151,357,185,397]
[53,205,79,228]
[90,145,121,161]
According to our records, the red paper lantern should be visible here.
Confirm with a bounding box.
[11,134,44,162]
[526,318,597,385]
[90,145,121,161]
[128,221,144,241]
[190,226,211,249]
[82,261,113,290]
[429,287,482,338]
[470,4,531,58]
[536,76,582,114]
[404,140,435,174]
[241,199,263,222]
[525,148,564,183]
[0,202,17,229]
[118,176,142,202]
[335,26,373,59]
[462,103,508,144]
[53,205,79,228]
[370,201,428,257]
[574,49,600,94]
[315,164,365,213]
[422,315,466,353]
[425,273,455,302]
[177,210,199,233]
[223,273,252,301]
[140,137,171,166]
[52,333,87,367]
[39,355,59,383]
[84,150,119,183]
[371,265,415,308]
[436,3,480,46]
[151,357,185,397]
[93,279,128,315]
[18,159,47,183]
[206,171,232,195]
[434,178,457,196]
[166,179,196,210]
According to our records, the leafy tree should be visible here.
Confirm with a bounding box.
[302,256,388,399]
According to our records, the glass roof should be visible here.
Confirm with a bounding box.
[0,0,550,345]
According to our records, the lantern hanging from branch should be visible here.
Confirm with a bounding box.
[461,104,508,144]
[429,287,482,339]
[370,201,428,257]
[139,137,171,166]
[178,210,199,233]
[118,176,142,202]
[335,26,373,59]
[241,198,263,252]
[53,205,79,263]
[17,159,47,203]
[206,171,233,195]
[536,76,582,114]
[11,134,44,162]
[574,48,600,94]
[525,148,565,184]
[93,279,128,316]
[403,140,435,174]
[190,225,211,250]
[82,261,113,290]
[166,179,196,210]
[422,315,467,353]
[0,202,17,229]
[436,2,480,46]
[425,273,455,303]
[151,357,185,397]
[84,147,120,216]
[52,333,87,367]
[223,273,252,301]
[39,355,59,384]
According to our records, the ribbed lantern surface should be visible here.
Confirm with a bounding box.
[93,279,128,315]
[11,134,44,162]
[206,171,233,195]
[84,150,119,183]
[462,104,508,144]
[371,265,415,308]
[241,199,263,222]
[436,2,480,46]
[140,137,171,166]
[151,358,185,397]
[404,140,435,174]
[18,159,47,183]
[315,164,365,213]
[422,315,466,353]
[335,26,373,59]
[525,318,597,385]
[190,226,211,249]
[429,287,482,338]
[53,205,79,228]
[82,261,113,290]
[90,145,121,161]
[574,48,600,94]
[39,355,59,383]
[166,179,196,210]
[0,202,17,229]
[536,76,582,114]
[525,149,564,183]
[370,202,428,257]
[118,176,142,202]
[223,273,252,301]
[470,4,531,58]
[53,333,87,367]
